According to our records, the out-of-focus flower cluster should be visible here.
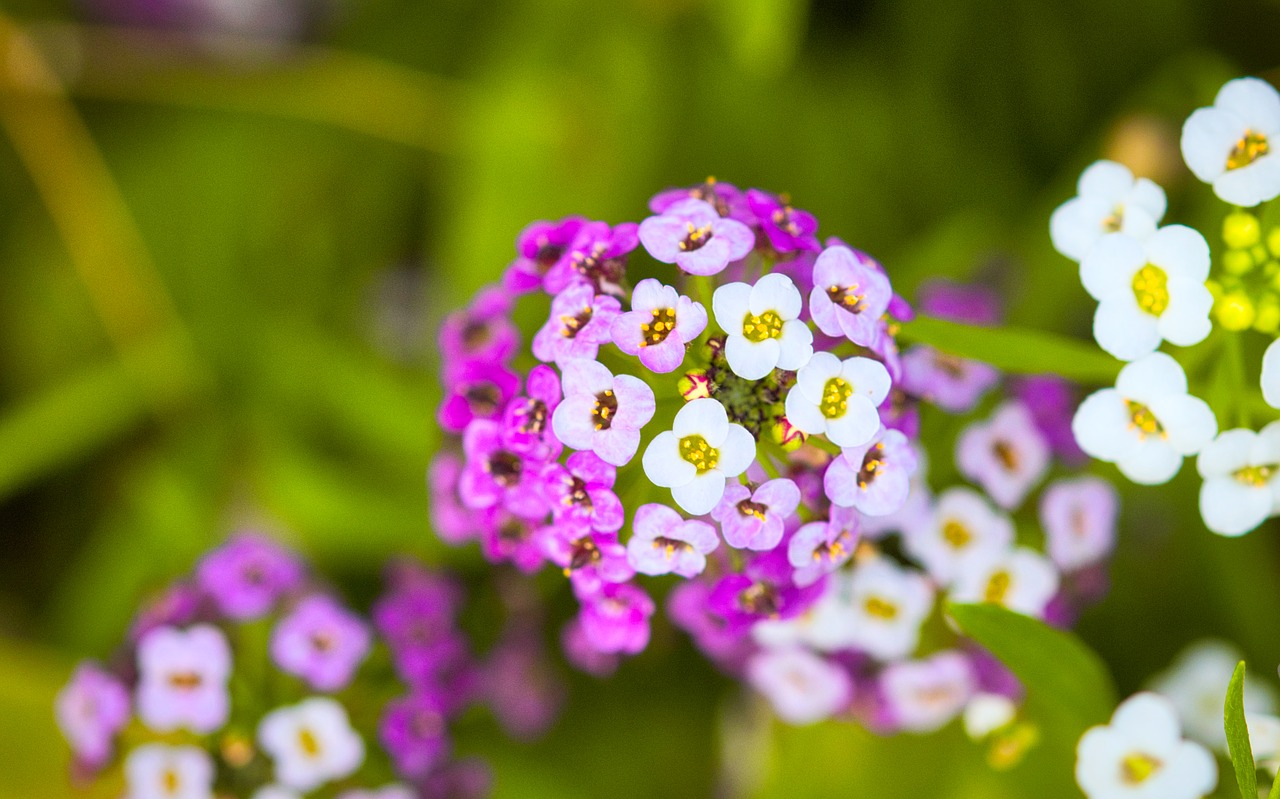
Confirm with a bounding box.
[429,178,1116,744]
[56,534,563,799]
[1053,76,1280,539]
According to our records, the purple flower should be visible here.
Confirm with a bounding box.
[610,278,708,373]
[899,345,999,414]
[195,534,304,621]
[551,359,655,466]
[637,198,755,276]
[55,663,130,770]
[374,574,473,694]
[480,630,565,740]
[560,618,620,677]
[824,428,918,516]
[477,508,546,573]
[380,691,450,779]
[1039,476,1118,572]
[546,221,638,296]
[708,551,824,632]
[438,285,519,379]
[808,245,893,346]
[747,648,852,724]
[128,582,202,643]
[499,364,563,461]
[577,582,655,655]
[917,279,1002,326]
[438,360,520,434]
[271,595,372,692]
[538,524,633,597]
[650,178,750,222]
[745,189,820,253]
[541,451,624,533]
[418,758,494,799]
[136,624,231,734]
[1013,375,1087,464]
[956,400,1051,510]
[879,650,976,733]
[787,505,860,587]
[458,419,549,520]
[626,503,720,577]
[667,581,752,671]
[428,453,481,545]
[532,283,622,365]
[505,216,587,294]
[711,478,802,551]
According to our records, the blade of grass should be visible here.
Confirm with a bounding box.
[1226,661,1258,799]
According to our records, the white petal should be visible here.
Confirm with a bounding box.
[1216,77,1280,135]
[1197,429,1256,478]
[796,352,842,401]
[750,273,802,319]
[1149,393,1217,454]
[1119,438,1183,485]
[1181,106,1243,182]
[1200,477,1272,537]
[1127,178,1167,225]
[1264,339,1280,409]
[672,473,728,516]
[1078,160,1135,199]
[642,431,695,488]
[1156,279,1213,347]
[842,357,892,405]
[674,398,729,445]
[726,335,780,380]
[1080,233,1143,300]
[712,282,752,333]
[1214,155,1280,207]
[784,389,827,435]
[1072,390,1136,462]
[716,424,759,477]
[1110,692,1182,749]
[776,321,814,370]
[1147,225,1210,281]
[825,397,881,448]
[1094,298,1160,361]
[1116,352,1187,402]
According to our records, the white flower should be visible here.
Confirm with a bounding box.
[251,788,301,799]
[1072,353,1217,485]
[752,573,858,653]
[1051,160,1167,262]
[258,697,364,793]
[1080,227,1212,361]
[963,693,1017,740]
[712,273,813,379]
[784,352,890,448]
[642,398,756,515]
[1265,338,1280,409]
[844,556,934,661]
[1181,77,1280,207]
[903,486,1013,586]
[1150,639,1278,751]
[746,647,851,725]
[1197,423,1280,536]
[950,547,1059,619]
[1076,692,1217,799]
[124,744,214,799]
[1249,713,1280,774]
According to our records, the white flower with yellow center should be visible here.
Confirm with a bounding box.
[1181,77,1280,208]
[124,744,214,799]
[1149,640,1278,751]
[1262,338,1280,409]
[949,547,1059,619]
[751,573,858,653]
[902,486,1013,586]
[844,556,934,661]
[1196,422,1280,536]
[1072,353,1217,485]
[784,352,890,448]
[1050,160,1167,262]
[712,273,814,380]
[1076,692,1217,799]
[258,698,365,793]
[642,398,756,515]
[1080,226,1212,361]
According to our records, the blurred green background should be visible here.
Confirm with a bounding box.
[2,0,1280,796]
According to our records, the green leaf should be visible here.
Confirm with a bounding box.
[897,316,1122,383]
[1226,661,1258,799]
[947,603,1117,739]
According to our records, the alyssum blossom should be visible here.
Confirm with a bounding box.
[1076,692,1217,799]
[1181,76,1280,208]
[1196,421,1280,536]
[1050,160,1167,262]
[713,273,813,380]
[642,398,756,515]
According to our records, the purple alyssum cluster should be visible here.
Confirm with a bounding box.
[429,179,1119,739]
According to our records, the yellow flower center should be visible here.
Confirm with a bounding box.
[1226,129,1271,171]
[820,377,853,419]
[1125,399,1164,439]
[984,570,1012,604]
[679,434,720,474]
[742,310,784,343]
[863,596,899,620]
[298,727,322,758]
[1101,206,1124,232]
[826,284,865,311]
[161,768,181,795]
[641,307,677,347]
[1120,752,1162,784]
[1234,464,1277,487]
[942,519,972,548]
[1131,264,1169,316]
[679,221,714,252]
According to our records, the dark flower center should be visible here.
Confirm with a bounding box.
[565,476,593,510]
[826,284,866,312]
[739,582,780,617]
[465,382,501,416]
[593,390,617,431]
[515,399,548,436]
[535,243,564,273]
[568,536,600,571]
[559,305,594,338]
[992,439,1019,471]
[167,671,203,691]
[462,319,492,350]
[736,499,768,521]
[641,307,677,347]
[858,443,885,489]
[486,452,523,487]
[679,222,714,252]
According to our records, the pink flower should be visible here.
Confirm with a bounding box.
[532,283,621,365]
[808,245,893,346]
[609,278,708,374]
[577,582,655,655]
[55,663,130,770]
[824,428,918,515]
[550,360,655,466]
[626,503,719,577]
[136,624,232,734]
[271,595,372,692]
[637,198,755,276]
[956,400,1051,510]
[711,478,801,551]
[541,451,624,533]
[787,505,860,587]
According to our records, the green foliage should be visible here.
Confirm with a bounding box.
[898,316,1122,383]
[1226,661,1258,799]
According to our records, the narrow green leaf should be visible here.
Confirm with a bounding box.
[897,316,1122,383]
[947,603,1117,739]
[1226,661,1258,799]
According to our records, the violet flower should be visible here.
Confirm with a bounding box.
[531,283,622,365]
[545,221,638,296]
[438,285,519,380]
[477,508,546,573]
[505,216,587,294]
[551,359,655,466]
[577,582,655,655]
[271,595,372,692]
[650,178,750,222]
[637,198,755,276]
[955,400,1051,511]
[745,189,820,253]
[55,663,130,771]
[710,478,801,551]
[538,523,633,597]
[499,364,563,461]
[541,450,624,533]
[824,428,917,516]
[808,245,893,346]
[610,278,708,374]
[899,345,1000,414]
[380,691,450,779]
[195,533,304,621]
[787,505,860,587]
[458,419,550,520]
[437,360,520,434]
[626,503,719,577]
[428,453,482,545]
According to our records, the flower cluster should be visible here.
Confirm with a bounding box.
[430,179,1115,739]
[55,534,552,798]
[1055,76,1280,537]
